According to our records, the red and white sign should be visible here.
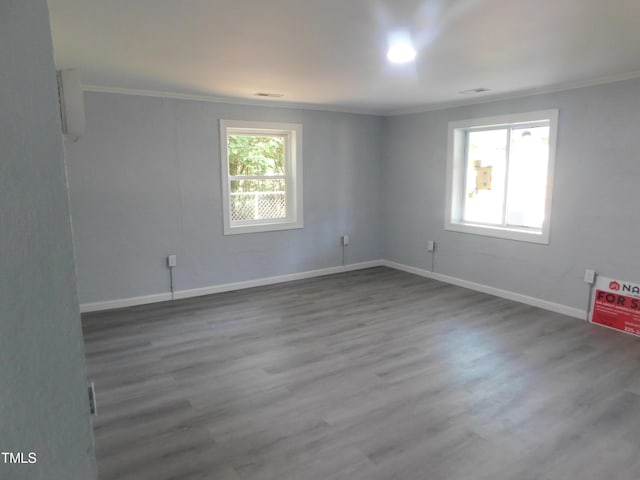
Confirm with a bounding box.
[590,276,640,337]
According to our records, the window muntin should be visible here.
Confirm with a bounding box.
[446,110,558,244]
[220,121,303,235]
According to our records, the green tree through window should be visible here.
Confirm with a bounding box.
[228,135,285,177]
[227,135,287,221]
[220,120,303,234]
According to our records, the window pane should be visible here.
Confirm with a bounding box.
[505,125,550,229]
[230,179,286,221]
[463,129,508,225]
[228,135,285,176]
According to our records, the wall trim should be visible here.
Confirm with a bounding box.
[84,69,640,118]
[80,292,173,313]
[385,69,640,116]
[79,260,383,313]
[381,260,587,320]
[173,260,382,301]
[83,85,383,116]
[80,259,587,319]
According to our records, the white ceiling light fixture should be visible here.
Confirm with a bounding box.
[386,30,417,64]
[387,42,417,64]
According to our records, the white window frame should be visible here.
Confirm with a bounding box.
[220,120,303,235]
[445,109,558,245]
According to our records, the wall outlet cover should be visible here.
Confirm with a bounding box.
[584,269,596,284]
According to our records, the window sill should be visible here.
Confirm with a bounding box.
[224,220,303,235]
[445,221,549,245]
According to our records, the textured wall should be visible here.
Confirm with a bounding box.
[66,93,383,304]
[0,0,96,479]
[383,77,640,311]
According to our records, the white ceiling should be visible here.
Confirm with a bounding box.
[48,0,640,114]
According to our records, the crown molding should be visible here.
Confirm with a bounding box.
[385,69,640,116]
[84,69,640,118]
[82,85,384,116]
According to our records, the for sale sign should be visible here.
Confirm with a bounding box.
[590,276,640,337]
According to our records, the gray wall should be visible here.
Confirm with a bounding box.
[66,93,383,304]
[0,1,96,479]
[67,76,640,312]
[383,77,640,311]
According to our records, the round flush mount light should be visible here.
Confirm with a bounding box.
[387,43,416,64]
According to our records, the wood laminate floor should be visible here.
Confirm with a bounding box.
[82,267,640,480]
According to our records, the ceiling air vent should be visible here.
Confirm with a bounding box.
[254,92,284,98]
[459,88,490,95]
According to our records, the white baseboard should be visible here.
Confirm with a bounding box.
[79,259,587,320]
[80,292,173,313]
[174,260,383,301]
[381,260,587,320]
[79,260,383,313]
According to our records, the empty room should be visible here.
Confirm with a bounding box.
[3,1,640,479]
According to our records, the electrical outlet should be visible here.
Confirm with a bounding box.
[342,235,349,246]
[167,255,177,268]
[427,241,435,252]
[584,269,596,284]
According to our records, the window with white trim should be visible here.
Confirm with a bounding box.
[220,120,303,235]
[445,110,558,244]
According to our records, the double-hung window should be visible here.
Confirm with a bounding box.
[220,120,303,235]
[445,110,558,244]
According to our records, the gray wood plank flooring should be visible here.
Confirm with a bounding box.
[82,267,640,480]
